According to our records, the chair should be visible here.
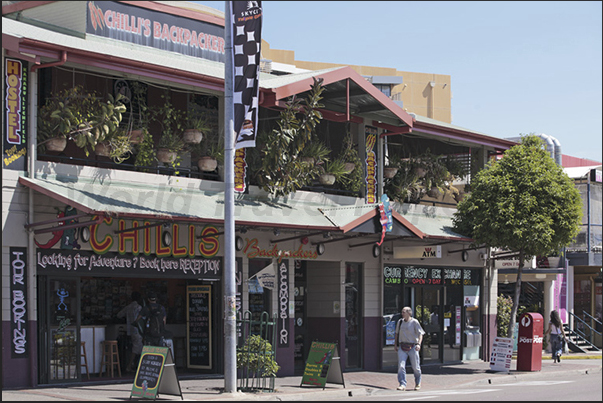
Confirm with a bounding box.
[99,340,121,378]
[80,341,90,380]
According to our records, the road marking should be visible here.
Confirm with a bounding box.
[492,380,574,386]
[394,389,501,400]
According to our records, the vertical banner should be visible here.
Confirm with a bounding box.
[234,148,247,192]
[4,58,28,171]
[10,247,28,358]
[278,260,290,347]
[231,1,263,149]
[364,126,378,204]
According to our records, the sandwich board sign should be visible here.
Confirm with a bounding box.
[130,345,182,400]
[300,341,345,389]
[489,337,513,373]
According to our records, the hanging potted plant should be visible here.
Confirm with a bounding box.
[337,132,364,193]
[183,109,211,144]
[37,85,126,155]
[317,157,348,186]
[190,128,224,172]
[299,140,330,166]
[156,131,185,165]
[150,91,187,168]
[126,81,151,145]
[94,127,134,163]
[134,128,157,172]
[384,153,403,179]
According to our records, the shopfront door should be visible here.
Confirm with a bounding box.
[345,263,362,369]
[404,287,442,364]
[43,277,81,383]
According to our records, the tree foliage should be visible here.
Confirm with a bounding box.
[452,134,582,337]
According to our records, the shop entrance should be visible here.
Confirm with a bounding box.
[403,287,442,364]
[38,276,81,384]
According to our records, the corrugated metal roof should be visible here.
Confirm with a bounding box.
[413,114,493,138]
[259,67,345,88]
[18,176,337,230]
[319,203,468,240]
[564,165,601,179]
[18,175,467,239]
[395,203,468,239]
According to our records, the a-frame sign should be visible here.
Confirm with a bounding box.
[130,345,183,400]
[300,341,345,390]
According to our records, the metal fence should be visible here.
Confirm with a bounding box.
[236,310,278,392]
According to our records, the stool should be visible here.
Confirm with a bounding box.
[99,340,121,378]
[80,341,90,380]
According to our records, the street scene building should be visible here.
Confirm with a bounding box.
[2,0,601,390]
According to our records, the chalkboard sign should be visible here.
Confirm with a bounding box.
[187,285,212,369]
[130,346,182,400]
[300,341,345,389]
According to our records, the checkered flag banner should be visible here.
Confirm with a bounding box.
[231,1,263,149]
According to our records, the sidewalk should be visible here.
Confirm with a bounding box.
[3,351,601,401]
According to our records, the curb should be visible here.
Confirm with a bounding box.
[470,364,602,386]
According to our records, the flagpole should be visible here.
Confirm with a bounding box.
[223,0,237,394]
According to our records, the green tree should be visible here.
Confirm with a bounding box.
[452,134,582,338]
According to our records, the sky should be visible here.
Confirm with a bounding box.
[196,1,602,164]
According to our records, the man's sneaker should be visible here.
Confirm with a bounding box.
[415,384,421,390]
[397,385,406,391]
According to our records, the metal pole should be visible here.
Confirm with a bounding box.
[223,0,237,393]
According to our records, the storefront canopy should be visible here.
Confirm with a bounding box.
[19,175,469,242]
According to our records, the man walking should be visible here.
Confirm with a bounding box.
[394,306,425,391]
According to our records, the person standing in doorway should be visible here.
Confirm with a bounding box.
[117,291,143,372]
[136,291,167,347]
[394,306,425,391]
[544,310,568,363]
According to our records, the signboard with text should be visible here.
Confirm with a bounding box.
[300,341,344,389]
[130,346,182,400]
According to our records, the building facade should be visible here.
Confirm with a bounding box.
[3,1,517,389]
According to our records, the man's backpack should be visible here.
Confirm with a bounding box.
[145,303,165,339]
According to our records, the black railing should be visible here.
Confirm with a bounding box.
[566,311,601,351]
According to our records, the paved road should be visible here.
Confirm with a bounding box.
[2,353,601,401]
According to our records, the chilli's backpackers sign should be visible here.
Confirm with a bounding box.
[86,1,225,62]
[4,58,28,171]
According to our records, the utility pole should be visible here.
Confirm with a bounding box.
[223,0,236,394]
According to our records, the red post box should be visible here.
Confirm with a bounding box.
[516,312,544,371]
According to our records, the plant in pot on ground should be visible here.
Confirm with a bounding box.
[37,85,127,155]
[236,334,280,390]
